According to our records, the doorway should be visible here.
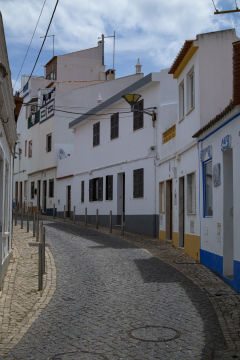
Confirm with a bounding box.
[179,177,185,247]
[42,180,47,213]
[67,185,71,217]
[15,181,18,210]
[19,182,22,209]
[223,149,234,278]
[166,179,173,241]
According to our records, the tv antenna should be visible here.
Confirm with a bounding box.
[212,0,240,14]
[40,34,55,57]
[98,32,116,70]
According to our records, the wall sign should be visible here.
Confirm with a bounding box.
[221,135,231,151]
[200,145,212,161]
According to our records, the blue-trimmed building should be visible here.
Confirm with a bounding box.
[193,40,240,292]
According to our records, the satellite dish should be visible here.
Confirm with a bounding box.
[59,148,66,159]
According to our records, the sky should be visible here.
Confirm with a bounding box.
[1,0,240,93]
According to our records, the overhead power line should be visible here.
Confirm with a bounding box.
[13,0,47,91]
[21,0,59,93]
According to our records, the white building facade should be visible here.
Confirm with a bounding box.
[0,13,18,289]
[157,29,239,261]
[56,70,177,237]
[193,39,240,292]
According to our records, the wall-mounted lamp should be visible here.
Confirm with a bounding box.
[122,93,157,122]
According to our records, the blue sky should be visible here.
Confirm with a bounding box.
[1,0,240,92]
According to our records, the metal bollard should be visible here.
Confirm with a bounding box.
[121,212,124,236]
[27,209,29,233]
[96,209,98,229]
[40,221,43,244]
[33,212,36,237]
[110,210,112,233]
[64,205,66,221]
[53,203,55,219]
[42,227,46,274]
[73,206,76,224]
[21,207,23,229]
[36,214,39,242]
[38,243,43,291]
[85,208,87,227]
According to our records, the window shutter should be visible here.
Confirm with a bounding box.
[81,181,84,203]
[133,99,143,130]
[108,175,113,200]
[133,168,144,198]
[89,179,93,202]
[139,168,144,197]
[133,170,138,198]
[98,177,103,201]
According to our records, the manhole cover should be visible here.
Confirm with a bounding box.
[49,351,108,359]
[129,325,181,342]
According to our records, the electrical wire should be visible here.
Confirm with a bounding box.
[21,0,59,93]
[13,0,47,91]
[212,0,218,11]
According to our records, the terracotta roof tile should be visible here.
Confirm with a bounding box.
[168,40,195,75]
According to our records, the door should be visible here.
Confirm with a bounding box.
[117,172,125,224]
[42,180,47,213]
[67,185,71,217]
[37,180,41,212]
[166,179,173,241]
[223,149,234,278]
[179,177,185,247]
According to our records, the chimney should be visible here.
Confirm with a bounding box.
[97,92,103,105]
[135,58,142,74]
[106,69,115,80]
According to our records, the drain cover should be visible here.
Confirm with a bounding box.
[130,325,181,342]
[49,351,108,360]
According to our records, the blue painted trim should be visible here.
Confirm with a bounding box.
[22,92,29,99]
[200,249,240,293]
[198,111,240,143]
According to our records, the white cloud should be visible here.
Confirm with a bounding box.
[1,0,240,83]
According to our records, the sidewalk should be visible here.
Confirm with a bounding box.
[0,219,240,359]
[0,225,57,358]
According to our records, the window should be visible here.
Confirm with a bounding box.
[111,113,119,140]
[89,177,103,201]
[133,168,144,198]
[179,80,184,119]
[81,181,84,203]
[187,67,195,112]
[49,179,54,197]
[187,172,196,214]
[31,182,35,199]
[133,99,144,131]
[46,134,52,152]
[93,122,100,147]
[25,140,27,157]
[159,182,165,213]
[203,160,213,217]
[106,175,113,200]
[29,141,32,158]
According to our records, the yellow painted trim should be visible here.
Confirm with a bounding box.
[172,232,179,248]
[159,230,166,242]
[173,44,198,79]
[184,234,200,262]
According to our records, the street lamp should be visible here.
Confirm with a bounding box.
[122,93,157,122]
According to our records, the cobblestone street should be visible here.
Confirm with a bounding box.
[1,218,240,359]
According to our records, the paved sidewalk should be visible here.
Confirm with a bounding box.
[0,225,57,358]
[0,219,240,359]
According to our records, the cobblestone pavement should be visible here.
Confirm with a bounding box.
[1,217,240,359]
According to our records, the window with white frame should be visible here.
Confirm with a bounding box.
[179,80,184,120]
[187,172,196,213]
[187,67,195,112]
[89,177,103,201]
[203,160,213,217]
